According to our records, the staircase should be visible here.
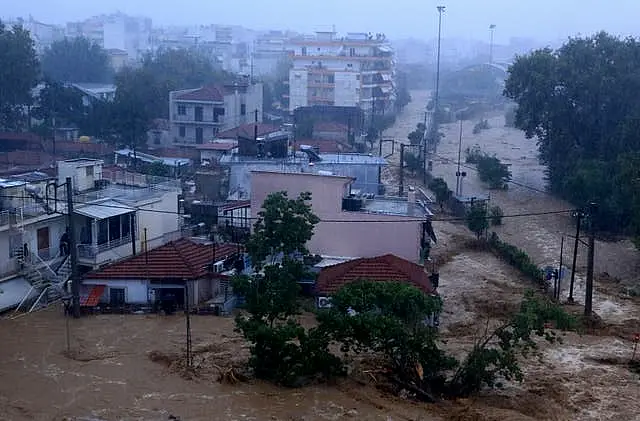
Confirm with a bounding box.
[12,249,72,314]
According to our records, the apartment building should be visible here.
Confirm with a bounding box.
[169,82,263,146]
[57,160,182,271]
[66,13,152,62]
[288,31,396,116]
[253,30,295,77]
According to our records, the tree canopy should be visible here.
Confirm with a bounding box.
[504,32,640,236]
[41,37,112,83]
[0,21,39,130]
[245,191,320,267]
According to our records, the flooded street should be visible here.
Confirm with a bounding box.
[1,92,640,421]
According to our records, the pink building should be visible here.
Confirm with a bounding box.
[250,171,433,262]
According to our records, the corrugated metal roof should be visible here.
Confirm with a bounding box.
[75,200,134,220]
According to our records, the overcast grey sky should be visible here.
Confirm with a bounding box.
[2,0,639,43]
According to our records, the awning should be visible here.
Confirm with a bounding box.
[0,277,35,312]
[75,200,134,220]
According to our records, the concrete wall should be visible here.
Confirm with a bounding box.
[137,190,180,247]
[250,171,421,262]
[289,69,308,111]
[84,279,149,304]
[334,72,359,107]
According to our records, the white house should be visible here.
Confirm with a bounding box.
[169,81,263,146]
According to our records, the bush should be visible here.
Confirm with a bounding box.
[477,155,512,189]
[466,202,489,239]
[472,119,490,134]
[490,206,504,226]
[465,144,484,164]
[488,232,546,290]
[428,177,453,208]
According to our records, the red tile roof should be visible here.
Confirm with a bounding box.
[296,139,353,153]
[176,85,225,102]
[216,123,280,140]
[84,238,240,280]
[196,141,238,151]
[0,132,43,143]
[315,254,434,295]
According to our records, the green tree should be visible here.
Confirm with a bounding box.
[490,205,504,226]
[0,21,39,131]
[447,290,576,397]
[466,201,489,239]
[32,80,84,132]
[245,191,320,268]
[476,155,511,189]
[111,66,160,150]
[428,177,453,209]
[404,152,423,175]
[234,191,341,386]
[41,37,112,83]
[408,123,426,145]
[504,32,640,237]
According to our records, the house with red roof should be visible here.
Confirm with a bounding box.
[81,238,243,311]
[169,82,263,146]
[315,254,439,322]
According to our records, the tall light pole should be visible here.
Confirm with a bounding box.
[432,6,445,155]
[489,24,496,64]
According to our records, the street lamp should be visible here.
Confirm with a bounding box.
[489,24,496,64]
[432,6,446,150]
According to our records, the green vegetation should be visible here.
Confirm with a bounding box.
[408,123,426,145]
[477,155,511,189]
[488,232,546,289]
[466,202,489,239]
[504,32,640,239]
[428,177,453,209]
[41,37,112,83]
[472,119,490,134]
[490,205,504,226]
[235,192,576,400]
[0,21,39,131]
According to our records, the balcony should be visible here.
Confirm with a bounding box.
[172,114,225,125]
[78,235,133,264]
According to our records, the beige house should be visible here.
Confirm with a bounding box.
[250,171,433,262]
[169,82,263,146]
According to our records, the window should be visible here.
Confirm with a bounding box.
[327,74,335,84]
[349,47,356,57]
[86,166,94,176]
[195,127,204,144]
[154,132,161,145]
[179,126,186,138]
[240,104,246,115]
[178,105,186,115]
[195,106,203,122]
[213,107,225,122]
[301,47,307,56]
[98,219,108,245]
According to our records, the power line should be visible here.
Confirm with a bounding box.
[0,194,576,223]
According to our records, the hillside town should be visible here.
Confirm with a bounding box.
[1,7,640,421]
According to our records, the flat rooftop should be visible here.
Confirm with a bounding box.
[361,196,433,218]
[221,152,386,166]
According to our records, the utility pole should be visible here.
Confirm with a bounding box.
[489,24,496,64]
[184,280,192,369]
[455,119,465,196]
[584,202,597,319]
[422,110,429,185]
[432,6,446,154]
[65,177,80,319]
[557,236,564,301]
[568,209,584,302]
[399,143,406,196]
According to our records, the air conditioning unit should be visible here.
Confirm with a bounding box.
[213,261,224,273]
[317,296,333,309]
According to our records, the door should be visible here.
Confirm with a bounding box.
[195,106,203,122]
[195,127,204,144]
[37,227,50,259]
[109,287,126,307]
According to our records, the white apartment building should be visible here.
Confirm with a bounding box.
[252,30,295,78]
[288,31,396,115]
[57,159,182,271]
[66,13,152,62]
[169,82,263,146]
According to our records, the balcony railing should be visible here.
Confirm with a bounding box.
[78,235,132,260]
[172,114,224,125]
